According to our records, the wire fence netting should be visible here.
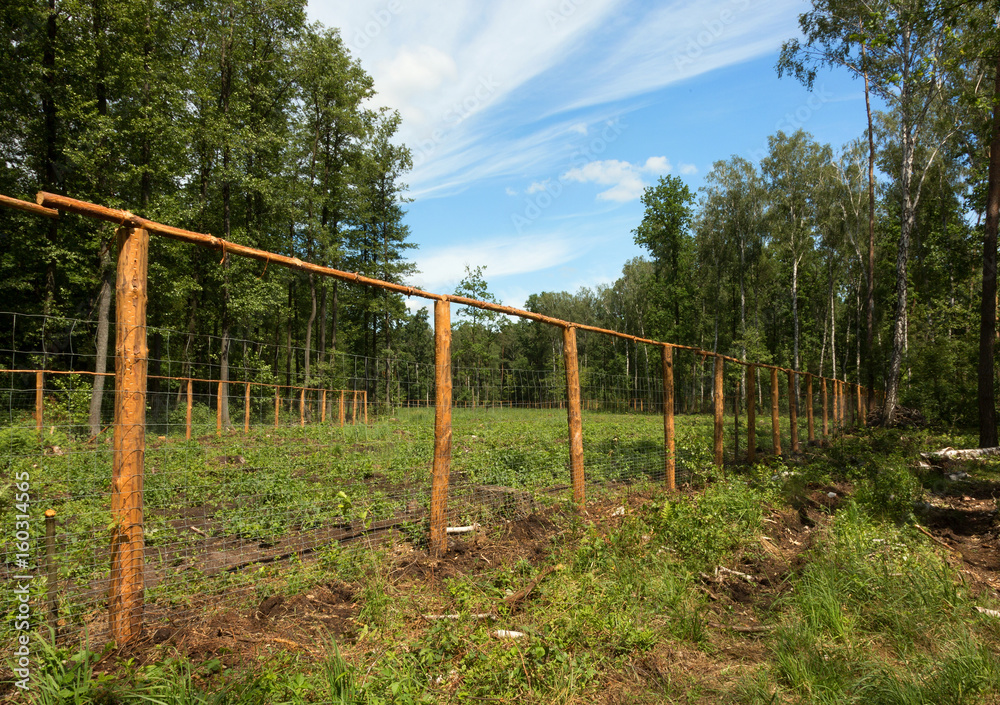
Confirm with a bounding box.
[1,311,857,654]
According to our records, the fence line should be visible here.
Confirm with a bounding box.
[1,192,882,648]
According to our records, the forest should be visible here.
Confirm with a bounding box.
[0,0,997,438]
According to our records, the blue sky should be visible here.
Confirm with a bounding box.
[307,0,879,313]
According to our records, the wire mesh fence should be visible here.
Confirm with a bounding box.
[1,308,872,660]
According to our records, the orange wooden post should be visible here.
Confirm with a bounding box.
[110,225,148,644]
[747,364,756,463]
[339,390,345,427]
[859,385,867,426]
[662,345,675,489]
[185,378,192,441]
[563,325,586,505]
[806,374,815,444]
[822,377,829,443]
[244,382,251,433]
[216,380,223,436]
[299,388,305,427]
[274,387,279,428]
[429,300,453,559]
[856,383,863,427]
[788,370,798,453]
[770,367,782,455]
[35,370,43,433]
[352,390,358,425]
[713,356,724,468]
[321,389,327,424]
[363,390,368,425]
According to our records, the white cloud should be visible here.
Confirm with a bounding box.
[526,180,551,194]
[561,156,672,202]
[307,0,800,199]
[505,186,518,196]
[679,163,698,175]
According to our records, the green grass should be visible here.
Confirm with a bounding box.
[5,413,1000,703]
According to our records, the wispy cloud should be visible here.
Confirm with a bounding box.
[562,156,672,202]
[309,0,800,198]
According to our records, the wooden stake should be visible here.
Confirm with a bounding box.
[352,390,358,425]
[662,345,675,489]
[44,509,58,631]
[244,382,251,433]
[806,374,815,443]
[300,388,305,427]
[856,383,863,427]
[430,300,453,559]
[364,390,368,425]
[274,388,279,428]
[788,370,798,453]
[216,380,223,436]
[186,378,192,441]
[747,364,756,463]
[35,370,43,433]
[713,356,724,468]
[771,367,782,455]
[110,225,148,644]
[563,325,586,505]
[339,390,345,427]
[321,390,327,424]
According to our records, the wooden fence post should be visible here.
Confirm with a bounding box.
[662,345,675,489]
[747,364,756,463]
[244,382,251,433]
[44,509,58,631]
[186,378,192,440]
[364,390,368,425]
[788,370,798,453]
[806,374,815,444]
[110,225,147,645]
[771,367,782,455]
[321,389,327,424]
[713,356,724,468]
[35,370,43,433]
[300,388,305,427]
[429,300,453,559]
[352,390,358,425]
[274,387,280,428]
[833,380,840,435]
[216,380,223,436]
[563,325,586,505]
[339,391,345,427]
[856,384,863,427]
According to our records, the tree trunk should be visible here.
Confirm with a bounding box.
[88,245,114,437]
[978,51,1000,448]
[863,35,877,409]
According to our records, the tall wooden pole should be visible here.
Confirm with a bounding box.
[430,300,453,559]
[747,364,756,463]
[244,382,251,433]
[856,384,863,427]
[110,225,147,644]
[274,387,279,428]
[788,370,798,453]
[35,371,43,433]
[662,345,675,489]
[186,378,192,440]
[806,374,815,444]
[771,367,782,455]
[300,388,305,426]
[321,389,327,424]
[713,356,724,468]
[563,326,586,505]
[339,391,345,427]
[216,380,223,436]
